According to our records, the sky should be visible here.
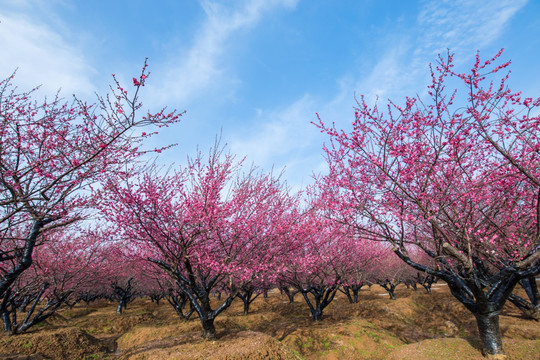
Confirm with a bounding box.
[1,0,539,190]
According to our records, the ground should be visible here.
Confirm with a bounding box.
[0,284,538,359]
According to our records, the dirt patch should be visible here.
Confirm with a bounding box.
[0,285,538,359]
[355,288,476,343]
[0,327,110,359]
[282,318,402,359]
[117,330,300,360]
[116,322,201,351]
[385,337,540,360]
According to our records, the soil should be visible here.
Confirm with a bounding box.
[0,284,538,359]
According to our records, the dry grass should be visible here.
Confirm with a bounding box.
[0,284,538,359]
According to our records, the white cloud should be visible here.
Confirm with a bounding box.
[347,0,528,107]
[229,94,332,190]
[0,13,96,97]
[417,0,527,59]
[231,95,314,161]
[229,0,528,190]
[149,0,299,106]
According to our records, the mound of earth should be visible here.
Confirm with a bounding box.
[0,327,110,359]
[118,330,300,360]
[281,319,403,359]
[385,337,540,360]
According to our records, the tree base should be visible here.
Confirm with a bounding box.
[483,353,506,360]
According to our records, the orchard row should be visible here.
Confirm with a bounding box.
[1,51,538,358]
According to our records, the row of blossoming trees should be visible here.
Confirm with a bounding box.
[0,51,538,357]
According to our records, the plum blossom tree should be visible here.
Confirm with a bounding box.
[337,239,385,303]
[0,61,182,307]
[372,249,413,300]
[102,144,296,339]
[0,227,110,334]
[280,198,356,321]
[104,252,147,314]
[317,50,539,357]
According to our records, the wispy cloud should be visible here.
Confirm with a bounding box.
[150,0,299,106]
[0,12,95,97]
[417,0,527,59]
[231,95,314,160]
[230,0,528,189]
[230,94,326,187]
[357,0,527,103]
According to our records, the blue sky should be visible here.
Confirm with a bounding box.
[1,0,539,190]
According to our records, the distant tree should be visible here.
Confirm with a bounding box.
[102,144,296,339]
[1,228,109,334]
[338,240,385,303]
[373,250,413,300]
[281,198,354,321]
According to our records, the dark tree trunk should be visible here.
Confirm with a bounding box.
[236,288,261,315]
[417,272,438,294]
[149,294,164,305]
[168,289,194,320]
[1,311,10,333]
[404,281,416,290]
[475,312,504,357]
[76,292,101,305]
[149,258,237,340]
[1,284,71,335]
[281,286,299,303]
[508,276,539,320]
[300,285,338,321]
[1,288,12,333]
[340,284,364,303]
[63,298,78,309]
[393,249,539,357]
[0,219,54,299]
[377,279,401,300]
[201,318,216,339]
[112,278,134,314]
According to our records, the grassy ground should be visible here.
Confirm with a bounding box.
[0,284,538,359]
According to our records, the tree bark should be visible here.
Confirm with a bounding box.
[474,312,504,357]
[300,285,338,321]
[200,318,217,339]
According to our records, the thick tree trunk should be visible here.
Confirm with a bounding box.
[474,312,504,357]
[0,288,12,333]
[392,247,536,358]
[378,279,400,300]
[281,287,298,303]
[149,258,237,340]
[312,307,323,321]
[0,219,52,299]
[200,318,217,339]
[300,285,338,321]
[1,311,11,333]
